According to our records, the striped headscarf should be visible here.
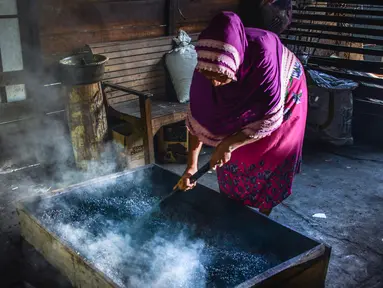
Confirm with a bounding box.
[195,12,248,81]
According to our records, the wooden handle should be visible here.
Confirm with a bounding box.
[190,162,210,183]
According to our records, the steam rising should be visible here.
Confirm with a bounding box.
[59,223,206,287]
[26,169,280,288]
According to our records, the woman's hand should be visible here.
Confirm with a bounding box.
[173,166,198,191]
[210,132,257,169]
[210,140,233,170]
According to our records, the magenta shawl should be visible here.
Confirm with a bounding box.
[187,12,293,146]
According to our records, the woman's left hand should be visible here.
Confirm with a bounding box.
[210,141,233,170]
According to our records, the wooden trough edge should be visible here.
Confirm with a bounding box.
[240,206,332,288]
[15,164,331,288]
[238,244,331,288]
[15,165,156,288]
[16,205,118,288]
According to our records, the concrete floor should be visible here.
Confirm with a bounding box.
[0,144,382,287]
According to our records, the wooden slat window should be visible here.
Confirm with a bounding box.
[284,1,383,86]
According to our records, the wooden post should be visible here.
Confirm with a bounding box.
[139,96,155,164]
[66,82,108,170]
[166,0,176,36]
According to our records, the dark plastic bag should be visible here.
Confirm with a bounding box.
[306,70,359,146]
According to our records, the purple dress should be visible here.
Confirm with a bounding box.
[187,12,307,209]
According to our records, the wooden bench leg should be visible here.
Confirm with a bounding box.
[139,97,155,164]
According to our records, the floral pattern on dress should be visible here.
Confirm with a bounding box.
[292,90,303,104]
[283,62,303,121]
[291,60,303,80]
[217,154,302,209]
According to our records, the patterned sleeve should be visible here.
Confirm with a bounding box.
[186,107,224,147]
[241,105,284,139]
[242,46,296,140]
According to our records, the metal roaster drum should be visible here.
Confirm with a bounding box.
[59,51,109,85]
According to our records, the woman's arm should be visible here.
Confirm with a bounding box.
[210,132,259,169]
[173,132,203,191]
[186,132,203,171]
[222,131,258,152]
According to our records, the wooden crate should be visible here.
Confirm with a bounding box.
[111,123,146,169]
[157,121,189,164]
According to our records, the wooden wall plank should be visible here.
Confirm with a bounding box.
[41,26,166,59]
[178,22,210,34]
[37,0,169,63]
[106,70,164,85]
[103,66,162,81]
[105,59,162,74]
[103,45,172,59]
[106,51,166,66]
[91,33,198,49]
[93,38,173,54]
[176,0,238,27]
[110,75,165,91]
[38,0,237,62]
[39,0,167,35]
